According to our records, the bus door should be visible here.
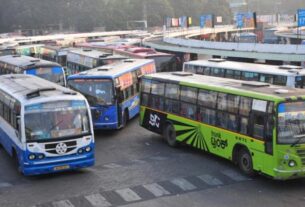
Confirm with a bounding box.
[295,76,305,88]
[248,100,274,173]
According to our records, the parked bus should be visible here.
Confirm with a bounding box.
[0,74,94,175]
[232,32,257,43]
[0,48,16,56]
[113,46,178,72]
[0,55,66,87]
[183,59,305,88]
[39,45,74,67]
[66,48,126,75]
[15,44,44,57]
[68,59,156,129]
[140,72,305,180]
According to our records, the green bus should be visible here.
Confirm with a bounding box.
[139,72,305,180]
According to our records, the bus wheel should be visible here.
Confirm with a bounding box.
[238,148,255,176]
[12,149,21,173]
[164,124,177,147]
[122,109,129,128]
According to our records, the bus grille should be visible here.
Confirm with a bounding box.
[296,149,305,165]
[45,141,77,155]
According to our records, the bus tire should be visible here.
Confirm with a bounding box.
[12,149,21,173]
[238,148,255,176]
[164,124,177,147]
[122,109,129,128]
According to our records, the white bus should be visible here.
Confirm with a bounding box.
[184,59,305,88]
[0,74,94,175]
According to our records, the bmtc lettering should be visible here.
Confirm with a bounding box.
[211,131,228,149]
[149,114,160,128]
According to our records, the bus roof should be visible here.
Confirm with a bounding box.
[184,59,305,76]
[67,48,125,60]
[144,72,305,101]
[114,46,173,58]
[0,74,81,103]
[0,55,61,68]
[68,59,154,79]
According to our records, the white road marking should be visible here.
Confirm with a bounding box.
[170,178,197,191]
[222,169,249,181]
[197,174,223,186]
[115,188,142,202]
[0,182,13,188]
[52,200,74,207]
[85,193,112,207]
[143,183,170,197]
[103,163,122,169]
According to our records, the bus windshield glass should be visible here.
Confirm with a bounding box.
[69,79,114,106]
[278,102,305,144]
[26,66,65,86]
[25,100,90,141]
[153,56,174,72]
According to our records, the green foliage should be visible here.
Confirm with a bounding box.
[0,0,234,33]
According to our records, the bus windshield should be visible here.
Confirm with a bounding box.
[69,79,114,106]
[25,101,90,141]
[26,66,65,86]
[153,56,175,72]
[278,102,305,144]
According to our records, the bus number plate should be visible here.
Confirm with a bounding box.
[54,165,70,171]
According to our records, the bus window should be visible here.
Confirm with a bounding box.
[141,79,151,93]
[203,67,211,75]
[197,66,205,74]
[165,83,179,100]
[217,112,229,129]
[240,117,249,135]
[199,108,216,125]
[241,72,259,81]
[217,93,228,111]
[180,86,197,104]
[260,74,274,84]
[151,96,164,110]
[227,95,240,114]
[181,102,196,120]
[295,76,305,88]
[228,114,238,131]
[225,69,234,78]
[234,71,241,79]
[273,75,287,86]
[198,90,217,108]
[211,68,225,77]
[165,99,180,114]
[151,81,165,96]
[252,112,265,140]
[141,93,149,106]
[239,97,252,116]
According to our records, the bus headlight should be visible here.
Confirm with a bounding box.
[29,154,36,160]
[78,149,84,154]
[85,146,91,152]
[105,116,109,121]
[38,154,45,159]
[288,160,296,167]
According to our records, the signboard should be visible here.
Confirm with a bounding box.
[236,12,257,28]
[252,99,267,112]
[298,9,305,27]
[118,72,133,90]
[200,14,214,28]
[141,63,156,75]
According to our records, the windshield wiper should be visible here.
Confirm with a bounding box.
[291,134,305,147]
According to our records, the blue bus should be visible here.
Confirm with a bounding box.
[0,74,95,175]
[68,59,156,129]
[0,55,66,86]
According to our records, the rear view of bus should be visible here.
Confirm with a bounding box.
[0,74,94,175]
[68,59,156,129]
[0,55,66,87]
